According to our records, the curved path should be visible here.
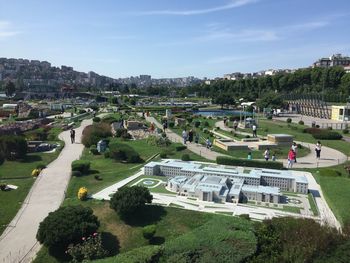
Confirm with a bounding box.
[215,121,348,169]
[0,118,92,263]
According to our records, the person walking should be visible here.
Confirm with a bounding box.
[272,152,276,161]
[162,120,167,132]
[247,152,252,160]
[252,124,257,138]
[291,142,298,163]
[315,141,322,159]
[264,148,270,161]
[287,149,296,169]
[206,137,212,150]
[182,130,188,144]
[188,129,194,143]
[70,129,75,144]
[233,120,238,132]
[194,133,199,144]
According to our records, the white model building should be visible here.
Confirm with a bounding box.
[145,159,309,204]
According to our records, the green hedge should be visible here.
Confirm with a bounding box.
[71,160,91,174]
[109,142,142,163]
[304,128,343,140]
[216,156,284,169]
[175,145,187,151]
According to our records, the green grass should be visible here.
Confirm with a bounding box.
[215,211,233,215]
[308,193,319,216]
[282,206,301,214]
[0,150,62,235]
[169,203,184,208]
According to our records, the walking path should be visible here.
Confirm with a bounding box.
[0,118,93,263]
[145,115,224,161]
[215,121,347,168]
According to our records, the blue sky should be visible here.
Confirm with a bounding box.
[0,0,350,78]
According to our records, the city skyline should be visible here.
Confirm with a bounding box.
[1,0,350,78]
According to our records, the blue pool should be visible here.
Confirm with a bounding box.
[192,110,252,117]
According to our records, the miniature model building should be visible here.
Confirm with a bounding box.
[145,160,308,204]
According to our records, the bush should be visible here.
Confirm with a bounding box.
[216,156,284,169]
[194,121,201,128]
[110,186,153,219]
[109,142,142,163]
[104,150,110,158]
[143,224,157,240]
[147,135,171,147]
[36,206,100,248]
[90,145,99,155]
[72,171,82,177]
[267,115,272,120]
[327,126,333,130]
[78,187,88,200]
[71,160,91,174]
[0,135,27,160]
[175,145,187,151]
[286,118,292,123]
[0,183,6,191]
[203,121,210,127]
[81,123,112,148]
[181,154,190,161]
[304,128,343,140]
[343,129,349,134]
[168,122,175,128]
[160,152,167,158]
[79,109,87,114]
[298,120,304,125]
[66,232,108,262]
[92,117,101,122]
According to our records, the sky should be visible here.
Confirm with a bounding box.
[0,0,350,79]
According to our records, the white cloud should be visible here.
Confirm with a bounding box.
[0,21,20,39]
[132,0,258,16]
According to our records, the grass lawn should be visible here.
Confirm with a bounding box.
[308,193,319,216]
[0,150,62,235]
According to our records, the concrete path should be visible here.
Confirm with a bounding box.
[215,121,347,168]
[145,115,224,161]
[0,118,93,263]
[92,170,144,200]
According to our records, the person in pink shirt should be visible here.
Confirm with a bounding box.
[287,149,296,169]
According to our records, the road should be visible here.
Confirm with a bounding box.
[0,118,93,263]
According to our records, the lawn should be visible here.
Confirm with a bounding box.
[308,193,319,216]
[0,150,62,235]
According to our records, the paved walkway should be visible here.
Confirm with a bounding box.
[0,119,93,263]
[215,121,347,168]
[145,115,224,161]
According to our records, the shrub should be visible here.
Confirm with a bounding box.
[298,120,304,125]
[175,145,187,151]
[104,150,110,158]
[81,123,112,148]
[71,160,91,174]
[0,152,4,165]
[343,129,349,134]
[66,232,108,262]
[304,128,343,140]
[168,122,175,128]
[92,117,101,122]
[327,126,333,130]
[143,224,157,240]
[147,135,171,147]
[79,109,87,114]
[286,118,292,123]
[90,145,99,155]
[194,121,201,128]
[267,115,273,120]
[216,156,284,169]
[186,117,193,123]
[0,135,27,160]
[181,154,190,161]
[72,171,82,177]
[245,135,251,138]
[160,152,167,158]
[110,186,153,219]
[203,121,210,127]
[109,142,142,163]
[36,206,100,248]
[78,187,88,200]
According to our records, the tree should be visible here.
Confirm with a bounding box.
[0,135,27,160]
[110,186,153,219]
[5,81,16,97]
[36,206,100,248]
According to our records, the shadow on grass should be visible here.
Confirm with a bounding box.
[101,232,120,256]
[150,236,165,245]
[20,154,43,163]
[123,205,167,227]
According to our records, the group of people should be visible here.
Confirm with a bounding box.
[287,141,322,168]
[182,129,212,149]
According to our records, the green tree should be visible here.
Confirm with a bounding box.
[5,81,16,97]
[110,186,153,219]
[36,206,100,248]
[0,135,27,160]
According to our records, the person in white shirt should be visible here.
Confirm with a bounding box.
[182,130,188,144]
[252,124,257,137]
[291,142,298,163]
[315,141,322,159]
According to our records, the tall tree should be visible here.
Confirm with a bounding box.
[5,81,16,97]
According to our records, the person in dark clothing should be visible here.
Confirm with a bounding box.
[70,129,75,144]
[188,129,194,143]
